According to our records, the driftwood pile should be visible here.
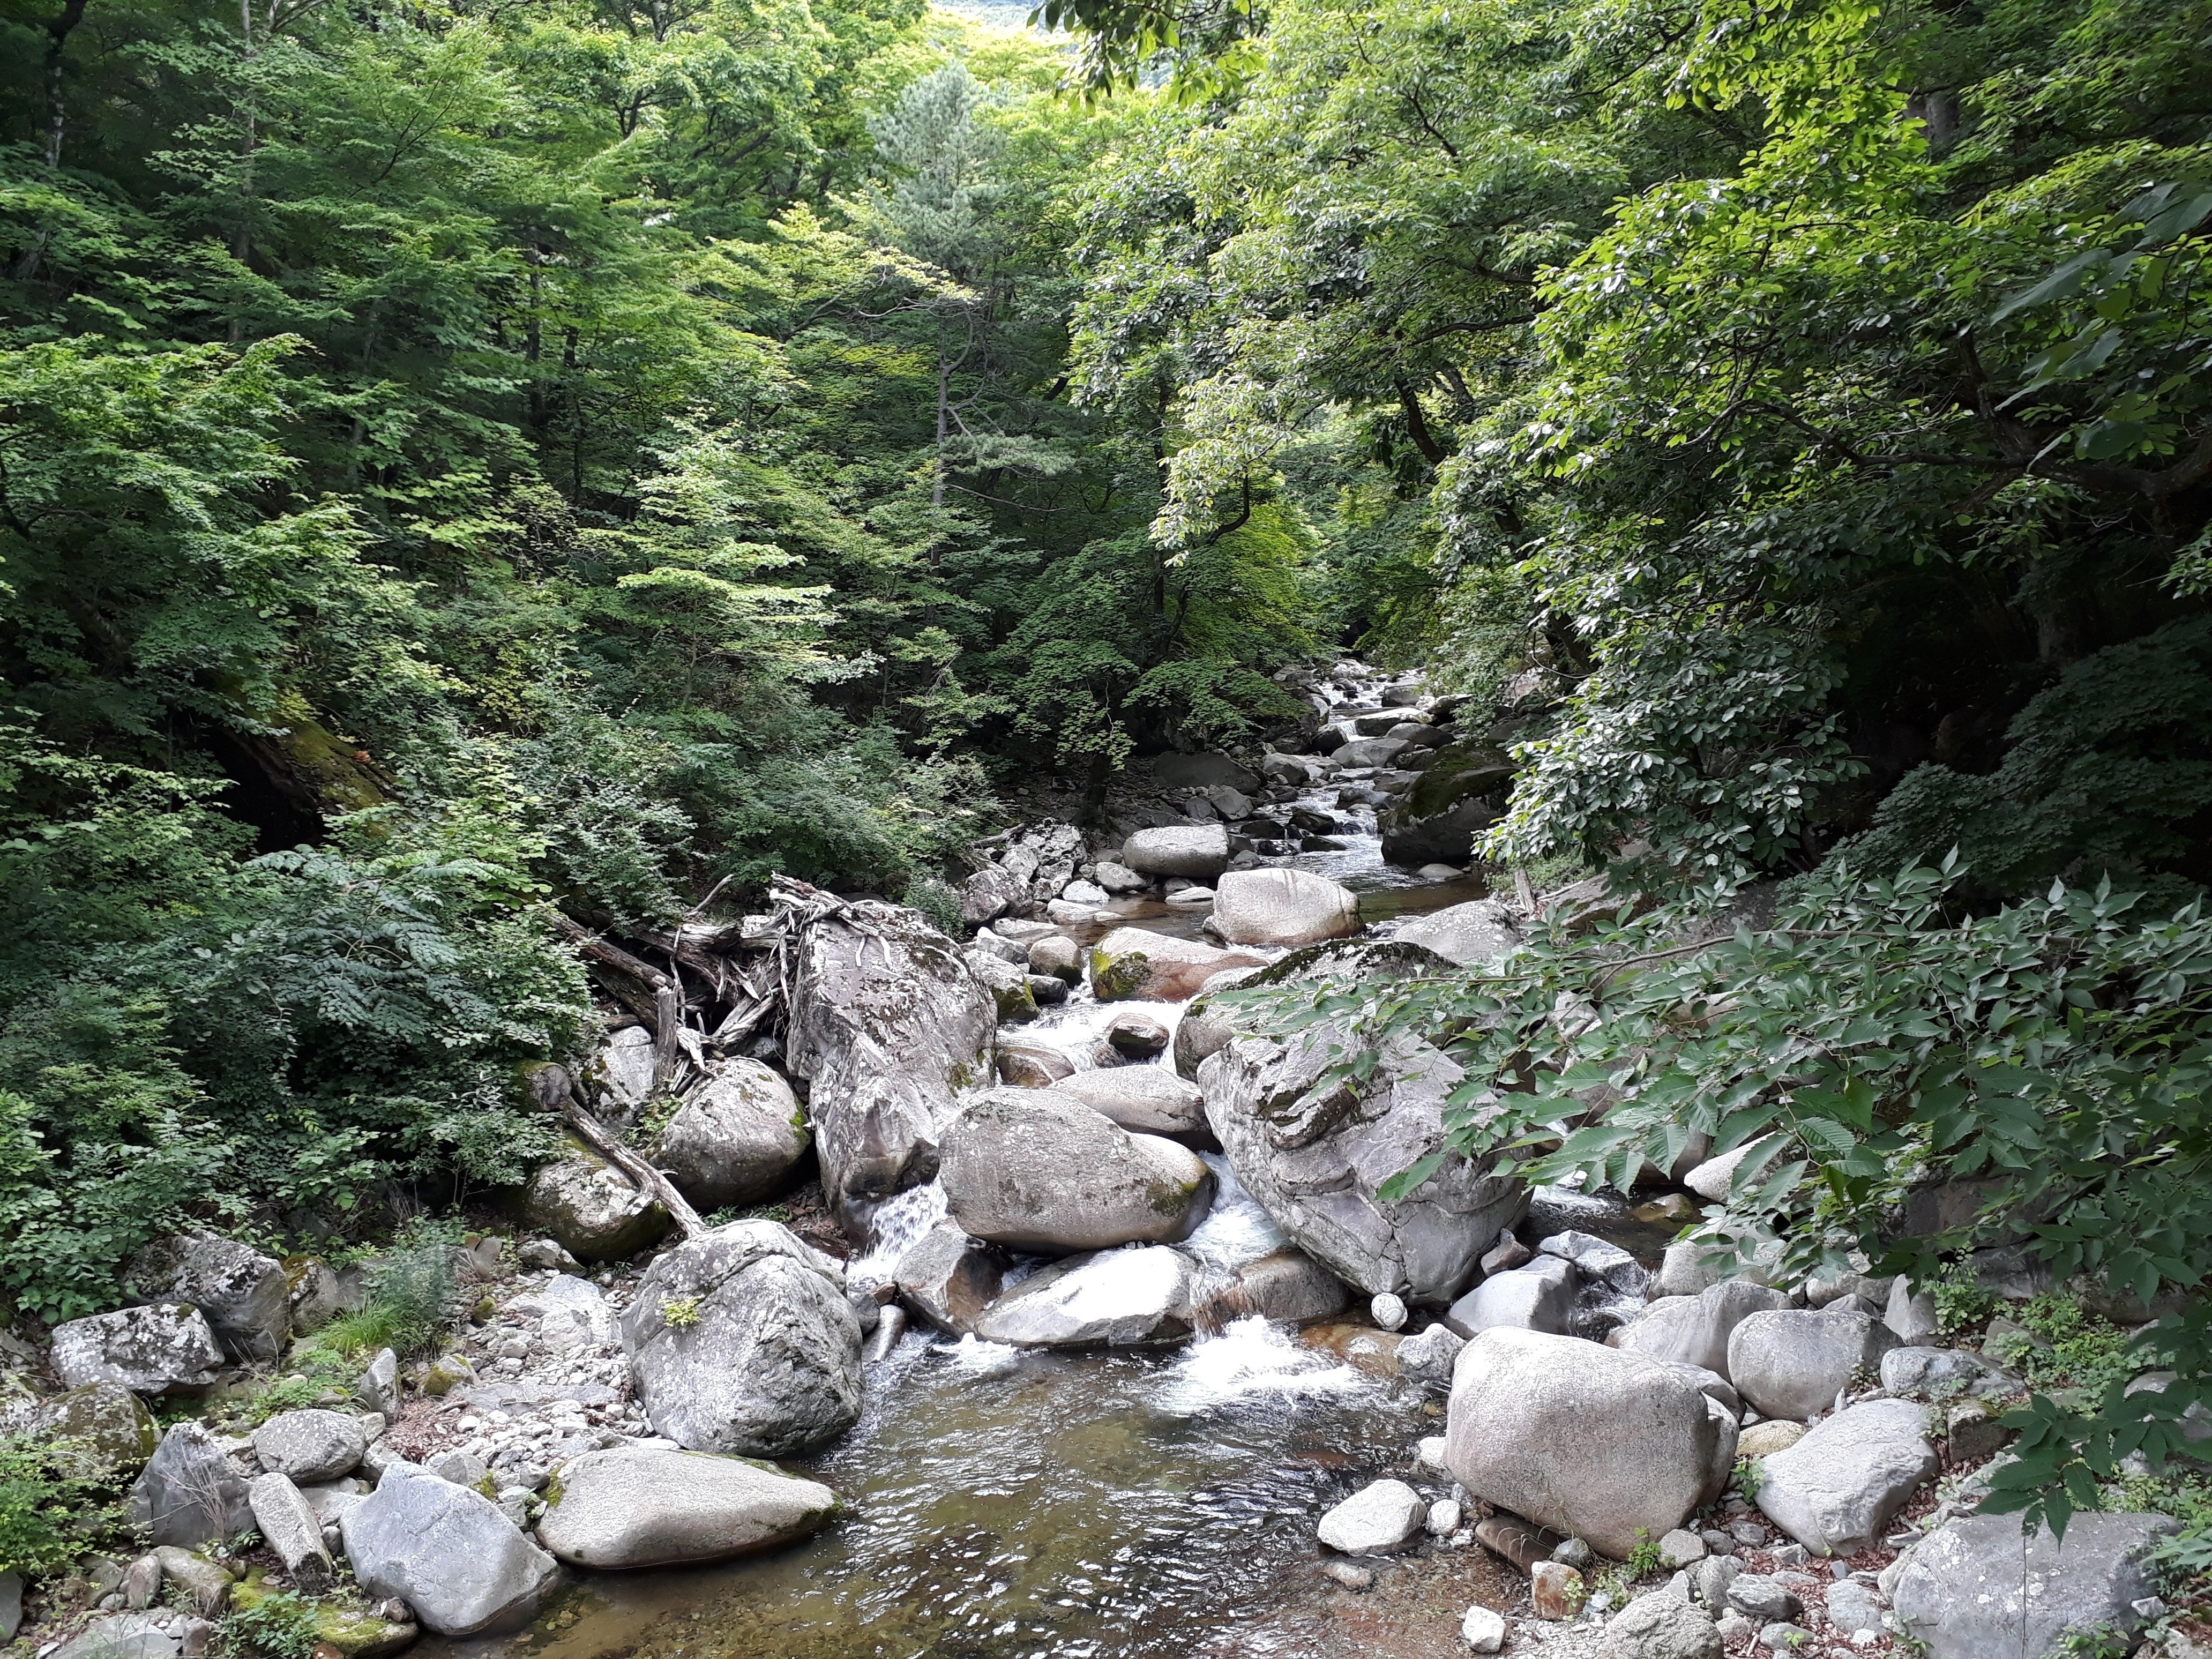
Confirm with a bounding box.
[535,875,892,1241]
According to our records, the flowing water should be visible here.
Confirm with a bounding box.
[466,1320,1500,1659]
[425,662,1576,1659]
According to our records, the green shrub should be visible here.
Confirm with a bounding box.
[221,1590,322,1659]
[0,1437,110,1578]
[1932,1268,1999,1340]
[299,1246,455,1361]
[1259,859,2212,1539]
[238,1376,324,1425]
[903,875,965,940]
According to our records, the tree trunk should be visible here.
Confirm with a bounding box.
[42,0,90,170]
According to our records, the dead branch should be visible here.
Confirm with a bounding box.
[561,1094,706,1239]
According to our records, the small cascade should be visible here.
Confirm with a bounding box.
[1180,1154,1287,1279]
[846,1178,948,1284]
[1154,1315,1370,1415]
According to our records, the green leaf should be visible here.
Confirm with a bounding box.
[1378,1152,1448,1204]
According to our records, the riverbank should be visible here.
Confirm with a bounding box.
[4,662,2205,1659]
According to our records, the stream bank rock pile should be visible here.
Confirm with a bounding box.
[3,662,2200,1659]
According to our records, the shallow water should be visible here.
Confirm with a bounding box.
[440,1321,1487,1659]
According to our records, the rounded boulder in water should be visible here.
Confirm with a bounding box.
[536,1446,840,1570]
[940,1088,1214,1253]
[1212,868,1362,947]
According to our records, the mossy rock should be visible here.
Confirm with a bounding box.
[1400,741,1516,822]
[38,1382,159,1476]
[515,1149,670,1262]
[231,1573,419,1659]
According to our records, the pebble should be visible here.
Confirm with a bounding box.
[1460,1604,1506,1653]
[1370,1293,1408,1332]
[1320,1560,1374,1591]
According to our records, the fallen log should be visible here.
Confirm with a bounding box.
[559,1093,707,1240]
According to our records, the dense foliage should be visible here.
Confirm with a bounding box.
[1093,0,2212,1538]
[2,0,2207,1541]
[0,0,1354,1315]
[1246,860,2212,1531]
[1072,0,2210,899]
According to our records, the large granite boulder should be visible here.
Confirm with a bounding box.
[1616,1281,1791,1379]
[127,1234,290,1363]
[1212,869,1361,948]
[1199,982,1525,1301]
[1120,824,1231,879]
[1727,1306,1899,1421]
[1444,1259,1574,1338]
[51,1306,223,1396]
[1393,900,1519,967]
[1445,1328,1736,1559]
[1377,743,1515,866]
[939,1089,1214,1253]
[536,1446,840,1569]
[783,900,996,1211]
[129,1423,253,1546]
[251,1410,366,1483]
[654,1058,809,1209]
[619,1221,862,1458]
[1889,1512,2179,1659]
[519,1149,670,1262]
[1755,1399,1935,1556]
[1052,1067,1210,1143]
[341,1466,558,1636]
[1089,928,1264,1002]
[973,1247,1195,1348]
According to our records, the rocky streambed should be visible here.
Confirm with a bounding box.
[7,661,2202,1659]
